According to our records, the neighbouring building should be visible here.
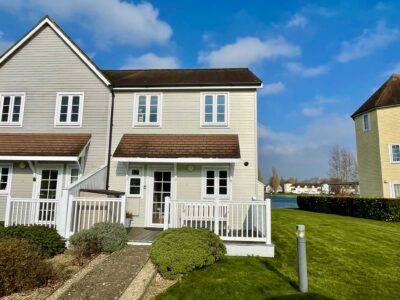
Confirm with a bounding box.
[0,16,272,256]
[352,74,400,198]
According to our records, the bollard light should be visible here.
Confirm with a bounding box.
[296,224,308,293]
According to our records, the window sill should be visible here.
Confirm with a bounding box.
[201,124,229,128]
[0,124,23,127]
[132,124,161,128]
[54,124,82,128]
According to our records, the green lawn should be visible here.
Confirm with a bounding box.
[158,209,400,300]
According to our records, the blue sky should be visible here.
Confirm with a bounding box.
[0,0,398,180]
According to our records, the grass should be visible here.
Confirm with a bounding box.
[157,209,400,300]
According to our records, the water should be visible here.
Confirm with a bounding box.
[270,195,298,208]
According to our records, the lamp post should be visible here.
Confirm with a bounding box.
[296,224,308,293]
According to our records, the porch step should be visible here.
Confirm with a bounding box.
[225,242,275,257]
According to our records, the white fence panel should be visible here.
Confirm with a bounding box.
[5,197,58,228]
[66,196,126,237]
[165,198,272,244]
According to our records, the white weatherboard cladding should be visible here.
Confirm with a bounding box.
[0,26,110,173]
[109,89,258,227]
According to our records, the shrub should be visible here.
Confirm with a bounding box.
[90,222,128,253]
[69,229,101,261]
[0,225,65,257]
[150,227,226,279]
[297,196,400,221]
[69,222,128,258]
[0,239,53,297]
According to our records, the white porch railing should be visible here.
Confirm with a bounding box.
[65,196,126,238]
[4,196,58,228]
[164,198,272,244]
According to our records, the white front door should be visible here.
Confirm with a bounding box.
[35,165,63,223]
[147,169,173,227]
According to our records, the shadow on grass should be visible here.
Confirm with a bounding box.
[261,261,333,300]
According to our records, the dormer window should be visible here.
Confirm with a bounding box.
[0,93,25,127]
[362,113,370,132]
[55,93,84,127]
[201,93,229,127]
[133,93,162,127]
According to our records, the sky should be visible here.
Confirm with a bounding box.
[0,0,397,181]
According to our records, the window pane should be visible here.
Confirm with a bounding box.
[149,114,157,122]
[0,167,8,190]
[206,170,214,178]
[392,145,400,162]
[220,171,227,178]
[131,169,140,176]
[219,187,227,195]
[72,104,79,114]
[72,96,80,106]
[393,184,400,198]
[150,105,158,114]
[217,95,225,105]
[130,178,141,186]
[71,113,79,122]
[217,113,225,122]
[205,95,213,105]
[1,97,10,122]
[61,96,69,106]
[205,114,213,123]
[14,96,21,106]
[60,105,68,114]
[60,114,67,122]
[130,186,140,195]
[150,96,158,106]
[206,187,214,194]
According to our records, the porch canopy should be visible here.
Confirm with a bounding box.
[0,133,91,161]
[112,134,241,163]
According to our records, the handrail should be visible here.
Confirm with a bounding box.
[64,164,107,191]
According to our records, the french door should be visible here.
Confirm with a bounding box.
[148,170,172,227]
[35,166,63,223]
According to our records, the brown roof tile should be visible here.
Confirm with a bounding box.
[113,134,241,159]
[102,68,261,88]
[352,75,400,118]
[0,133,91,157]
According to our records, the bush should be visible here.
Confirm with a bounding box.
[91,222,128,253]
[297,196,400,221]
[0,225,65,257]
[69,222,128,258]
[0,239,53,297]
[150,227,226,279]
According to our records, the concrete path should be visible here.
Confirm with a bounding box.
[55,245,150,300]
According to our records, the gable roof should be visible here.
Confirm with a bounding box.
[102,68,262,88]
[0,15,111,86]
[351,75,400,118]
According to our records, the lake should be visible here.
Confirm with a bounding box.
[268,195,298,208]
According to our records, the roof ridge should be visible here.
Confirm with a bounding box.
[102,68,251,72]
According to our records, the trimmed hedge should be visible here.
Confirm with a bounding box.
[0,239,53,296]
[0,225,65,257]
[297,196,400,221]
[151,227,226,279]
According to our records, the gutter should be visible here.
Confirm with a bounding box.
[106,87,115,190]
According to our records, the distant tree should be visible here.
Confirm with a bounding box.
[285,177,297,185]
[328,145,358,182]
[269,167,281,192]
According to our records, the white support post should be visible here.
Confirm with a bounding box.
[65,195,74,239]
[265,198,271,245]
[56,190,69,238]
[120,195,126,225]
[164,196,170,230]
[214,198,220,235]
[4,194,11,227]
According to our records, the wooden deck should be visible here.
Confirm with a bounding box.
[127,227,162,243]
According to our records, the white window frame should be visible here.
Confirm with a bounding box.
[54,92,84,127]
[0,164,13,194]
[389,182,400,198]
[389,144,400,164]
[202,167,231,200]
[126,166,144,197]
[0,93,25,127]
[200,92,229,127]
[362,113,370,132]
[65,165,82,187]
[132,93,162,127]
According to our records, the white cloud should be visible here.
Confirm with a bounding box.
[258,114,355,179]
[302,5,336,17]
[301,107,323,117]
[198,36,300,67]
[259,82,285,95]
[286,13,308,28]
[285,62,328,77]
[0,0,172,48]
[0,31,12,54]
[121,53,180,69]
[336,21,399,63]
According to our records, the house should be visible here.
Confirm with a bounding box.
[0,16,272,256]
[265,185,273,194]
[275,185,283,193]
[283,183,330,195]
[352,75,400,198]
